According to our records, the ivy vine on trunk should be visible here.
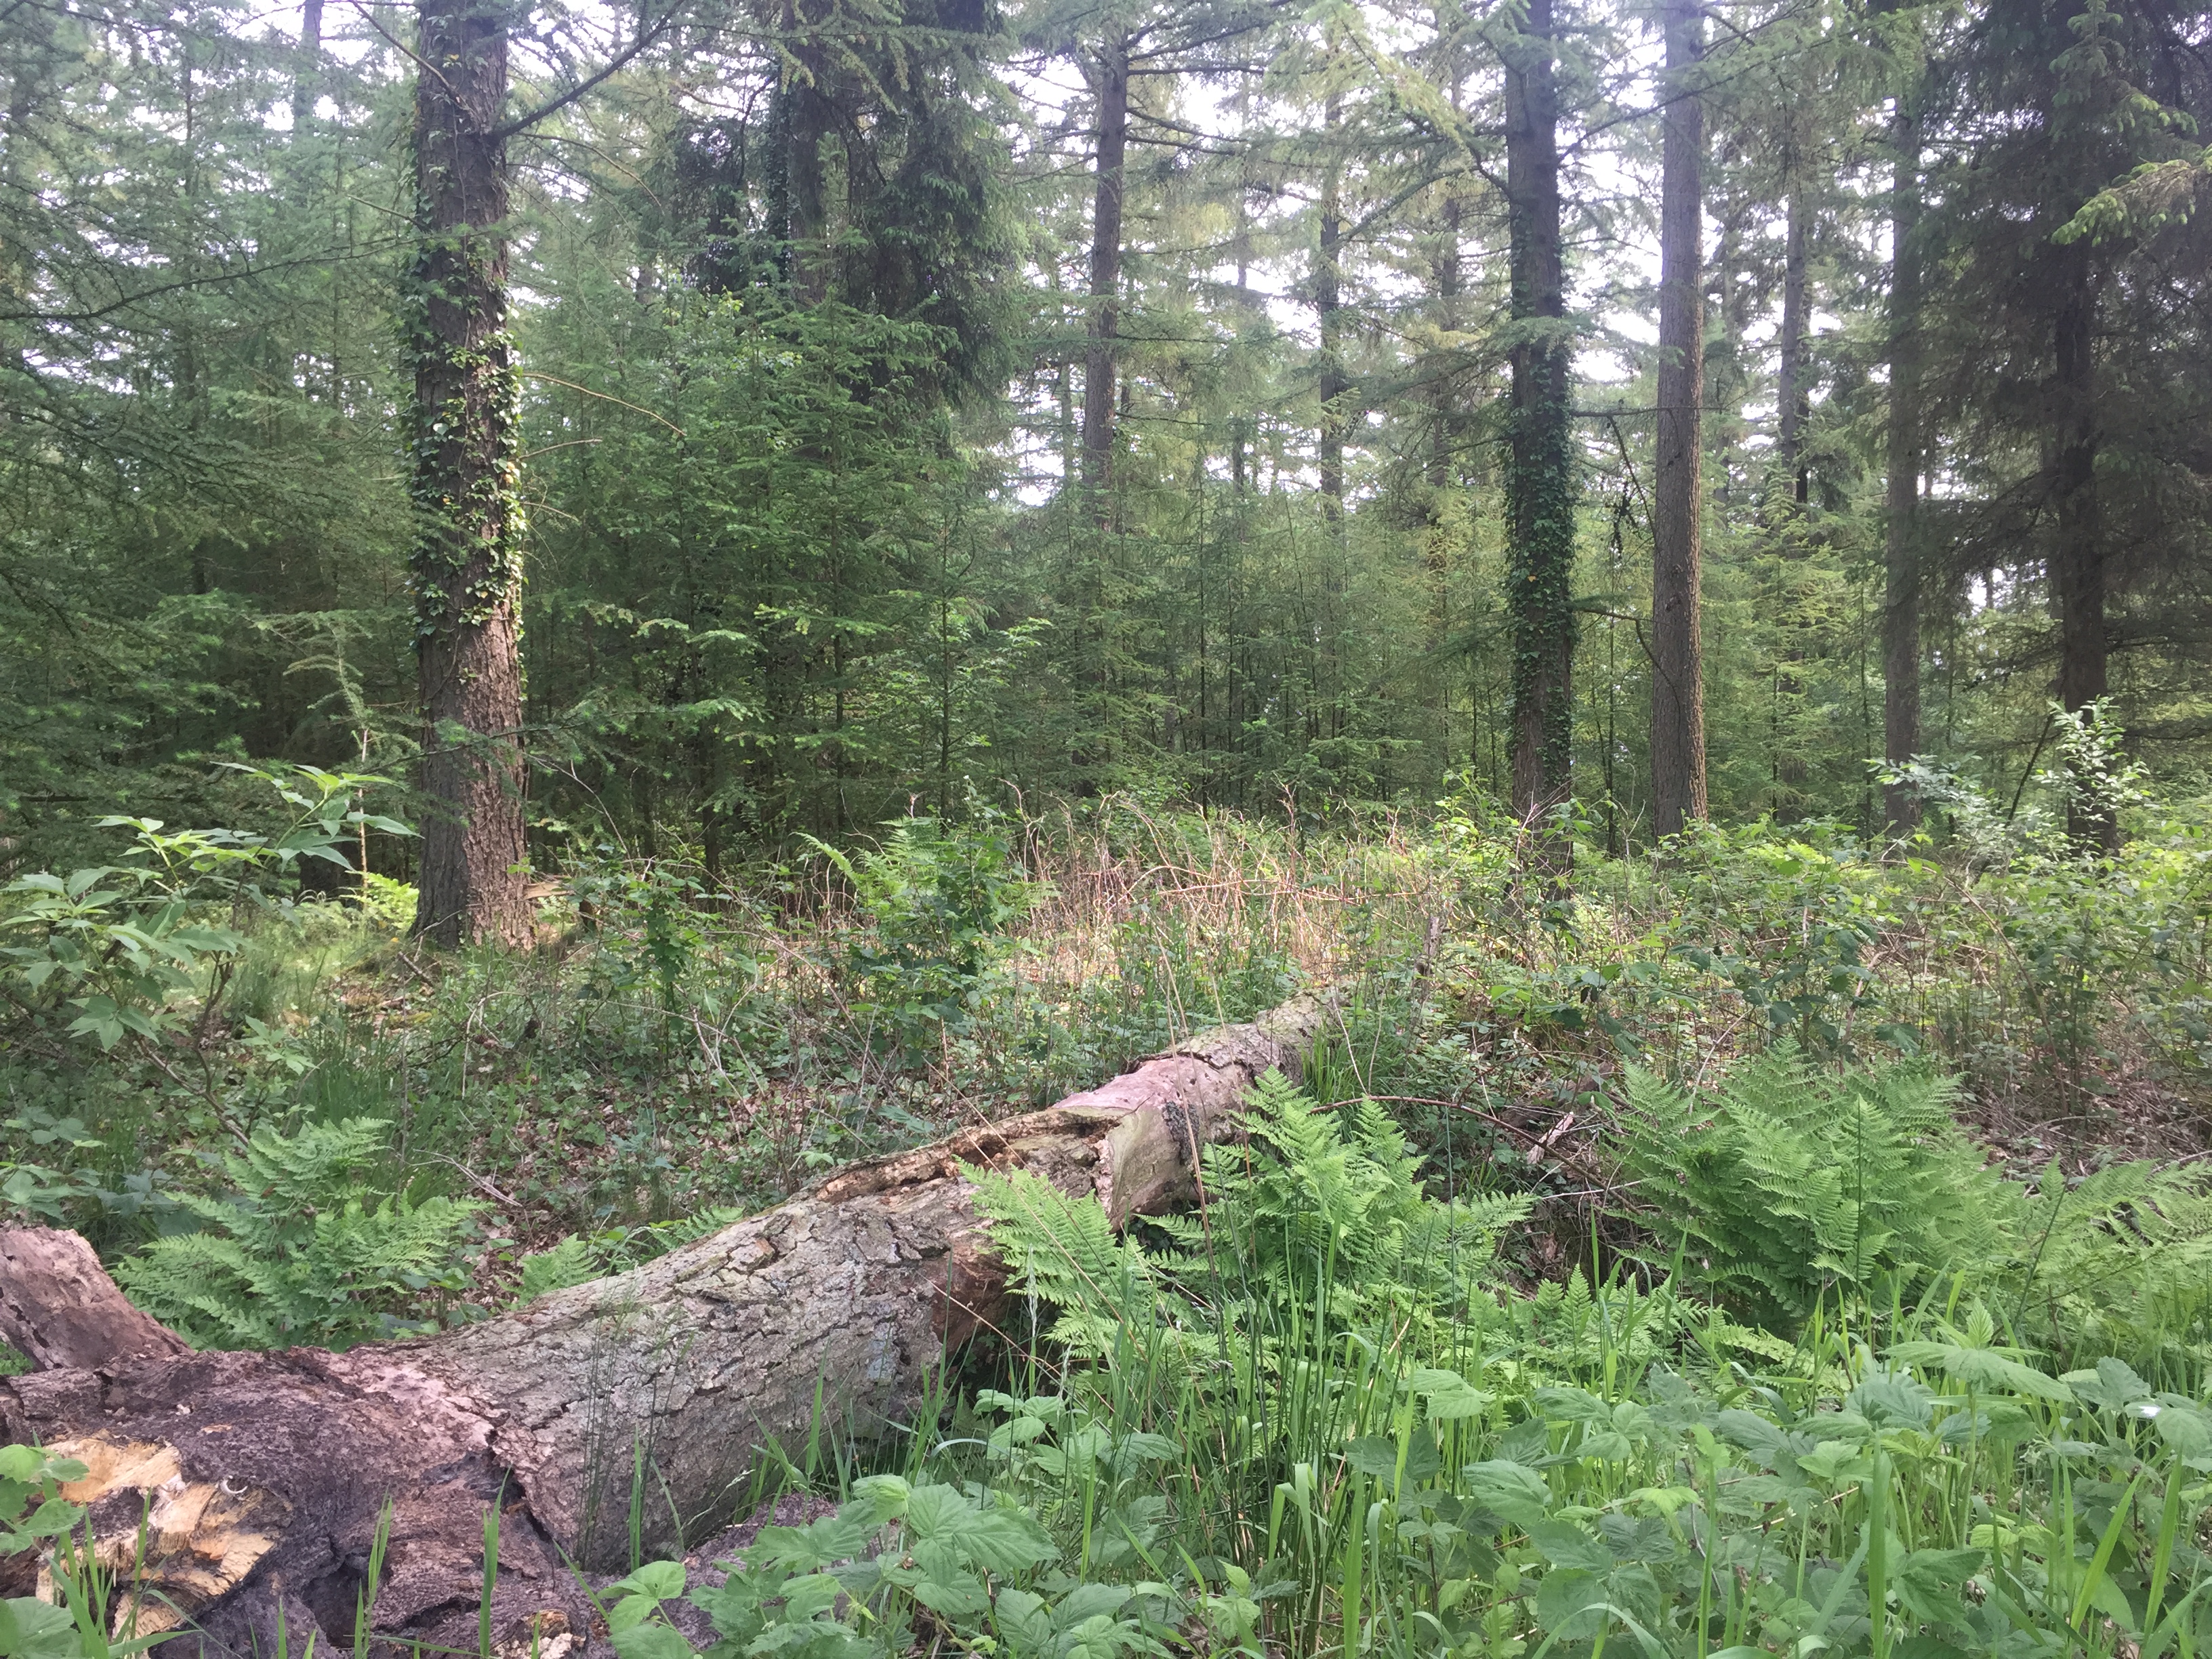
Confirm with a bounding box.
[403,0,531,948]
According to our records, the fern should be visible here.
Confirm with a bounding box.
[510,1207,749,1306]
[2007,1155,2212,1377]
[1616,1045,2212,1370]
[970,1070,1529,1372]
[516,1235,598,1303]
[1175,1070,1530,1330]
[1617,1045,2008,1324]
[966,1165,1173,1361]
[116,1118,480,1350]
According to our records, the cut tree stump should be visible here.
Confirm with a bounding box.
[0,994,1328,1658]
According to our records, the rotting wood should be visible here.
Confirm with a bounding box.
[0,992,1328,1658]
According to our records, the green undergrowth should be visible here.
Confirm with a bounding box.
[584,1068,2212,1659]
[0,771,2209,1654]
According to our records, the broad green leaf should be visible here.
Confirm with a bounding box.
[614,1560,687,1603]
[1462,1460,1553,1530]
[0,1594,81,1659]
[1889,1342,2073,1403]
[610,1622,695,1659]
[1529,1520,1614,1574]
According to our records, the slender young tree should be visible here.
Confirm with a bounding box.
[1882,95,1923,838]
[1502,0,1576,827]
[1316,88,1347,533]
[1650,0,1707,838]
[1080,33,1130,507]
[405,0,530,947]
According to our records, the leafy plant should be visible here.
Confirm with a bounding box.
[0,765,409,1052]
[0,1442,174,1659]
[113,1117,480,1349]
[597,1475,1134,1659]
[1616,1045,2007,1324]
[1616,1045,2212,1369]
[509,1206,745,1305]
[972,1069,1528,1373]
[808,807,1042,1056]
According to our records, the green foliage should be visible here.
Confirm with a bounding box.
[972,1069,1530,1407]
[510,1206,747,1305]
[0,766,409,1052]
[1617,1046,2212,1371]
[0,1445,91,1659]
[1169,1068,1533,1329]
[614,1271,2212,1659]
[516,1234,600,1303]
[810,809,1043,1055]
[0,1441,176,1659]
[1617,1045,2004,1322]
[113,1117,480,1350]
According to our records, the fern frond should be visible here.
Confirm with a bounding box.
[115,1116,479,1351]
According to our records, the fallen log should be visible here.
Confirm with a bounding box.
[0,994,1327,1657]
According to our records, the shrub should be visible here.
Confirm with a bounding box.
[808,808,1042,1056]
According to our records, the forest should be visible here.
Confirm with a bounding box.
[2,0,2212,1656]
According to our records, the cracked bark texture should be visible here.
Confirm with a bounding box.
[0,994,1326,1656]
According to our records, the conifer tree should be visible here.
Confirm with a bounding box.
[1501,0,1577,826]
[1650,0,1708,838]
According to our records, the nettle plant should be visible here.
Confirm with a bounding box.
[0,763,410,1052]
[807,805,1044,1057]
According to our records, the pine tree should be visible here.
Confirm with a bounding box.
[1501,0,1578,829]
[1650,0,1708,839]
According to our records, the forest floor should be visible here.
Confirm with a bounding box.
[5,793,2209,1302]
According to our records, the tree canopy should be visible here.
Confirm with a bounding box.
[3,0,2208,896]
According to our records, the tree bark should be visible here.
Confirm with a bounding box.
[0,1231,188,1372]
[1650,0,1707,842]
[0,998,1328,1657]
[406,0,531,949]
[292,0,324,135]
[1080,35,1130,508]
[2051,245,2112,850]
[1775,167,1809,510]
[1502,0,1576,831]
[1882,100,1923,839]
[780,7,833,308]
[1429,190,1462,497]
[1316,91,1346,535]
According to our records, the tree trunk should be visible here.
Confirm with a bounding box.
[1650,0,1706,842]
[1080,35,1130,508]
[783,22,832,306]
[1502,0,1576,830]
[1882,100,1923,839]
[2051,245,2111,849]
[292,0,323,135]
[0,999,1328,1657]
[406,0,531,949]
[1316,91,1346,534]
[1775,165,1809,510]
[1429,190,1462,497]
